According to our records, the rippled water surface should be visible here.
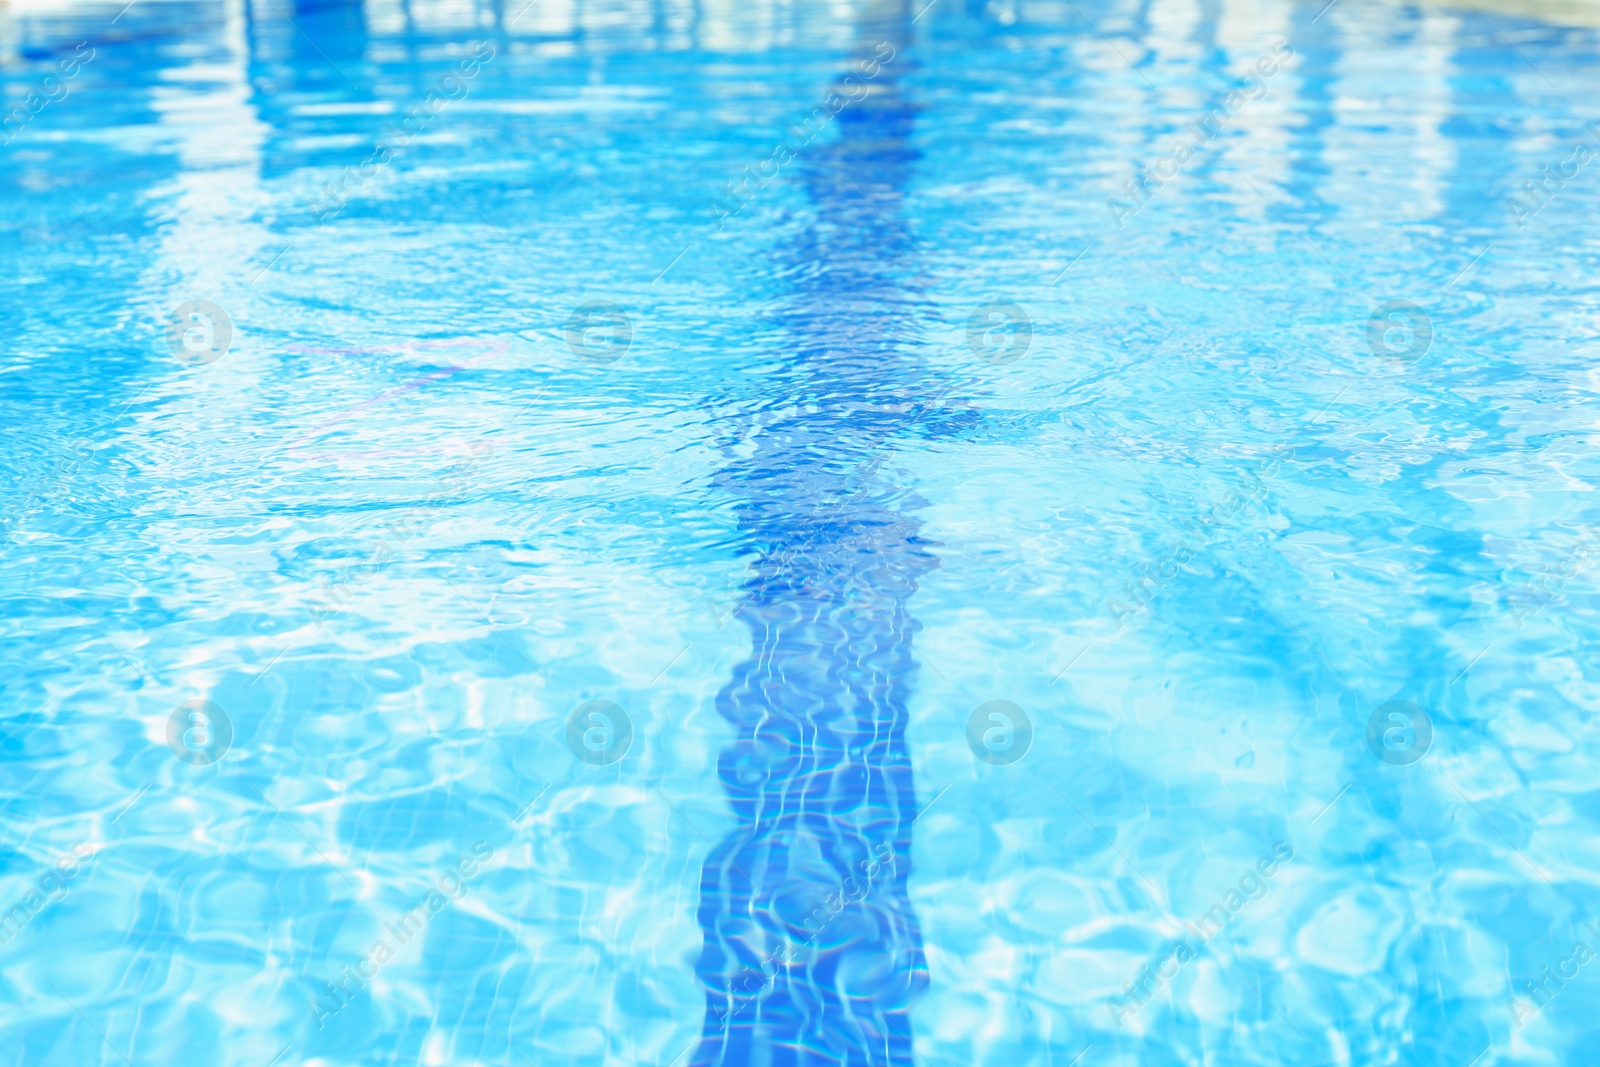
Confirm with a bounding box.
[3,0,1600,1063]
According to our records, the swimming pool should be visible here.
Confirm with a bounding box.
[2,0,1599,1063]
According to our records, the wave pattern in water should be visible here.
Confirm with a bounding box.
[6,0,1600,1064]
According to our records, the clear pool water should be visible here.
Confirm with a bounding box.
[3,0,1600,1064]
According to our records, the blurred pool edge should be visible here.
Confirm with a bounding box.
[5,0,1600,33]
[1419,0,1600,28]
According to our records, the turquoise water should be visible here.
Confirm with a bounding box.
[3,0,1600,1063]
